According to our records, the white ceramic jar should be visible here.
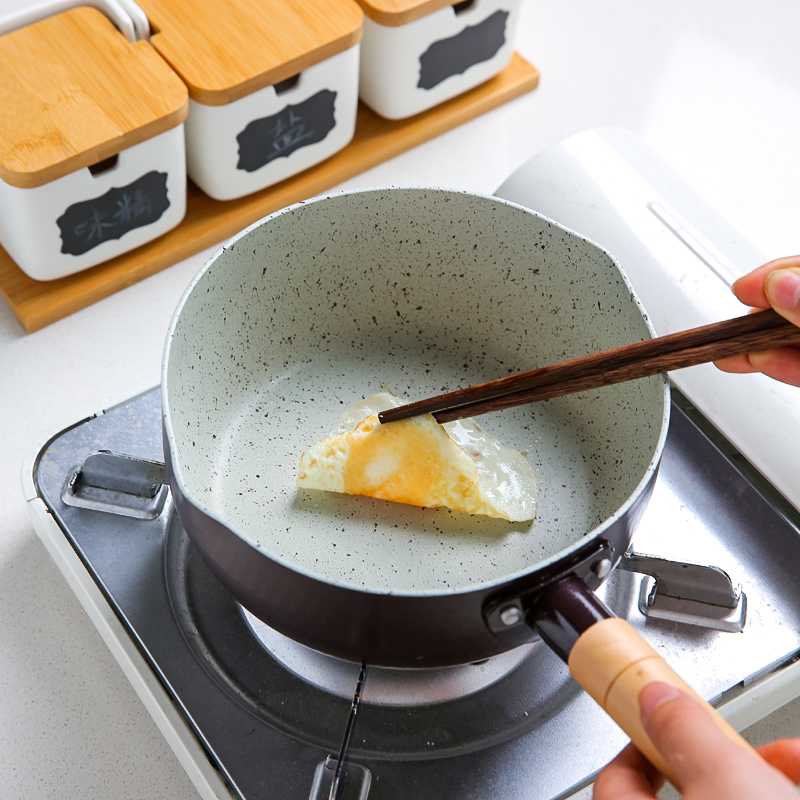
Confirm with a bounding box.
[184,46,361,202]
[357,0,522,120]
[138,0,364,202]
[0,3,188,281]
[0,129,186,282]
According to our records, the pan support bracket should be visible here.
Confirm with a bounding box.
[309,757,371,800]
[617,551,747,633]
[62,450,169,520]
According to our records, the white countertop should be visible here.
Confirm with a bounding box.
[1,1,799,797]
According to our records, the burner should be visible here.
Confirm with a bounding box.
[165,512,578,759]
[242,607,536,707]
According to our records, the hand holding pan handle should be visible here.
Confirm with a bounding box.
[528,576,753,789]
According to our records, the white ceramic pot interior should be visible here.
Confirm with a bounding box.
[163,188,666,595]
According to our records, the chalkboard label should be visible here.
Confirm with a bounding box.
[236,89,337,173]
[58,171,170,256]
[418,9,509,90]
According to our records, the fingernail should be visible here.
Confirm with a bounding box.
[765,268,800,311]
[639,682,681,717]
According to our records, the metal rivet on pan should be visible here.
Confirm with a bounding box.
[592,558,613,579]
[500,605,522,626]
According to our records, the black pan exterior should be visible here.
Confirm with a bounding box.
[164,425,658,668]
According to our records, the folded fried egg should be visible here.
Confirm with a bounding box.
[296,392,540,522]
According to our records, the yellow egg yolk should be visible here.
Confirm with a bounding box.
[296,391,540,522]
[340,414,484,510]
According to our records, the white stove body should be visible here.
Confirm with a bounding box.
[496,127,800,516]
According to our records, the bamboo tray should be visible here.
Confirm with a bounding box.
[0,53,538,333]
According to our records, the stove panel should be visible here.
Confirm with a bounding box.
[29,387,800,800]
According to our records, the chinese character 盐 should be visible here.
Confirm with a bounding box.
[270,110,315,156]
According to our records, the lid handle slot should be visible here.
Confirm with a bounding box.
[88,154,119,176]
[452,0,477,15]
[274,73,301,95]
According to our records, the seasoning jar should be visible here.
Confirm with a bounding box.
[356,0,522,119]
[0,2,188,281]
[137,0,364,201]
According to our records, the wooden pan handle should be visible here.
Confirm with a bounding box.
[568,617,752,787]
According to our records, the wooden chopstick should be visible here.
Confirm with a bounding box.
[378,308,800,425]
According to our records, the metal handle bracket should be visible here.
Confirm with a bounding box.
[483,539,615,634]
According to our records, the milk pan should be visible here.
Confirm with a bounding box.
[162,187,750,783]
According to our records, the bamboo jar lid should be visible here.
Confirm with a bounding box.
[0,7,188,189]
[137,0,364,107]
[354,0,462,27]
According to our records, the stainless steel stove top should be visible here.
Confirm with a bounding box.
[26,385,800,800]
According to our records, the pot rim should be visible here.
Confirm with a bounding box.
[161,185,671,599]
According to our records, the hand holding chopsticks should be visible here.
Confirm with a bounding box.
[378,308,800,425]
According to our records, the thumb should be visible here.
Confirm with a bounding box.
[764,267,800,327]
[639,683,796,796]
[639,682,740,788]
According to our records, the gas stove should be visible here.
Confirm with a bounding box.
[24,385,800,800]
[23,130,800,800]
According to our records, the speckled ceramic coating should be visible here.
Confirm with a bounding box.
[163,188,669,595]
